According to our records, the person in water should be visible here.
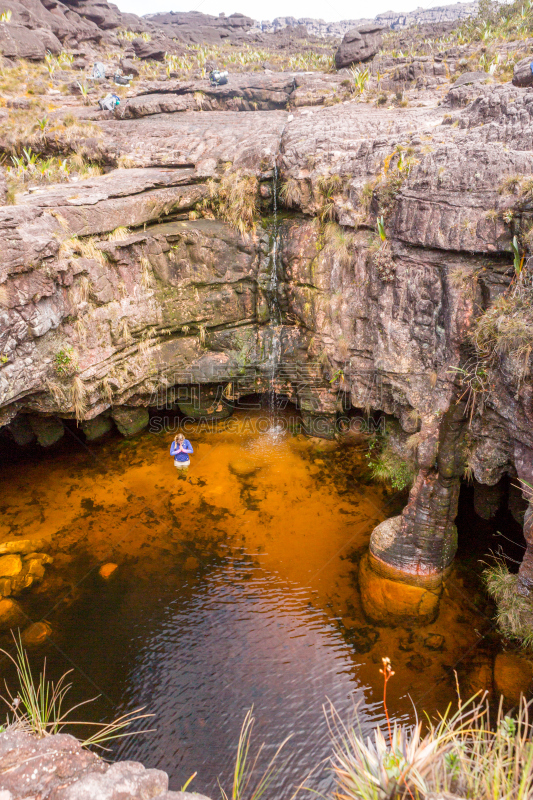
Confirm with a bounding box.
[170,433,193,470]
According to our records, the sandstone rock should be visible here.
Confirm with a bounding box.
[157,794,213,800]
[359,551,441,625]
[28,415,64,447]
[119,57,139,76]
[0,578,12,597]
[0,167,6,207]
[24,553,53,581]
[7,416,35,446]
[59,760,168,799]
[473,479,504,520]
[452,70,491,87]
[184,556,199,570]
[0,555,22,578]
[494,652,533,703]
[0,598,25,630]
[81,413,113,441]
[335,24,386,69]
[513,56,533,88]
[0,731,106,796]
[0,538,48,555]
[0,21,60,60]
[99,562,118,579]
[21,620,52,647]
[111,406,149,437]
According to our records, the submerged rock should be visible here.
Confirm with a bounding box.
[494,652,533,703]
[99,562,118,579]
[229,458,259,477]
[359,551,441,625]
[0,598,25,630]
[21,621,52,647]
[0,555,22,578]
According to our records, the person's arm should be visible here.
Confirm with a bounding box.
[183,441,193,454]
[170,442,178,455]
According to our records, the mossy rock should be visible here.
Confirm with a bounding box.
[111,406,149,437]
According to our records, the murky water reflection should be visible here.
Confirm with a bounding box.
[0,410,498,795]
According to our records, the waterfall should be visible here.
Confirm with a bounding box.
[265,164,283,428]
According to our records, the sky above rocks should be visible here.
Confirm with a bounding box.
[115,0,461,24]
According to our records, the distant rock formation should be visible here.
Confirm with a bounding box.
[256,2,479,38]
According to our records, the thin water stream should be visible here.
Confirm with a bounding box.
[0,408,502,795]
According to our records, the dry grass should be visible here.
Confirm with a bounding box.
[324,222,354,267]
[201,169,259,236]
[472,265,533,383]
[70,376,87,421]
[484,559,533,649]
[279,178,302,209]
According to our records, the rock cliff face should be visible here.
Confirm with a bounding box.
[0,0,532,627]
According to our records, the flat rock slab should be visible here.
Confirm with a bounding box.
[0,167,208,278]
[91,110,289,171]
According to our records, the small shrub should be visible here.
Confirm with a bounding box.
[366,431,415,491]
[54,347,76,377]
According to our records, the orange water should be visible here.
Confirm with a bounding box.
[0,410,497,795]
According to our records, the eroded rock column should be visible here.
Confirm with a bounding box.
[360,403,467,624]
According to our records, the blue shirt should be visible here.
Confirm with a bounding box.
[170,440,193,462]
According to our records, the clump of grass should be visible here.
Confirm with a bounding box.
[324,222,354,267]
[279,178,302,209]
[201,168,259,236]
[1,634,151,747]
[483,559,533,649]
[70,375,87,421]
[471,262,533,384]
[220,708,291,800]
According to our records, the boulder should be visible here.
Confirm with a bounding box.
[0,22,60,60]
[453,70,491,87]
[28,415,64,447]
[334,24,386,69]
[513,56,533,88]
[119,57,140,76]
[0,598,25,630]
[111,406,149,437]
[81,412,113,441]
[0,554,22,578]
[21,620,52,647]
[7,415,35,446]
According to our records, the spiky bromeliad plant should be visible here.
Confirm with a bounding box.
[328,657,533,800]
